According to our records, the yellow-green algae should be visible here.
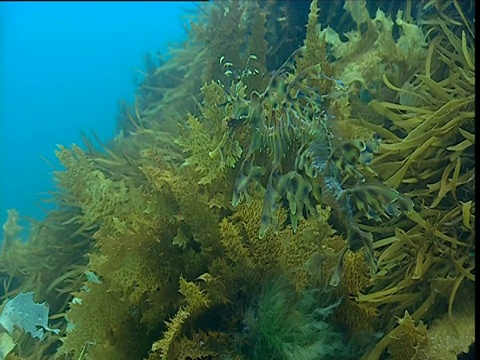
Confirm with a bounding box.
[0,1,474,359]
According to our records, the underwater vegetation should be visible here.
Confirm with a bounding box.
[236,276,350,360]
[0,0,474,359]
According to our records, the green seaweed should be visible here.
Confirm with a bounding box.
[237,276,351,360]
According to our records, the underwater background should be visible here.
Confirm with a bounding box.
[0,2,195,239]
[0,0,475,359]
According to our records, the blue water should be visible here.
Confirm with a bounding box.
[0,2,196,239]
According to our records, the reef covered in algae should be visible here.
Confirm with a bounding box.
[0,0,474,359]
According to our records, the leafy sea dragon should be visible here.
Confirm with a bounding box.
[226,46,414,285]
[308,124,414,286]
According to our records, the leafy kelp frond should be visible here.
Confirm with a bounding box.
[150,276,210,359]
[175,81,243,185]
[355,3,475,353]
[150,307,191,359]
[358,1,475,330]
[322,0,428,98]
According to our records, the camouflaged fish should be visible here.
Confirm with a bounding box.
[226,46,414,286]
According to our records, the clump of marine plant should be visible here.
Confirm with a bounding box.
[237,276,351,360]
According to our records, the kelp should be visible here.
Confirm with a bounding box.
[0,1,474,360]
[0,207,92,359]
[149,277,211,359]
[50,128,274,358]
[175,81,243,185]
[354,1,475,358]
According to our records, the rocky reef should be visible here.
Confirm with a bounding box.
[0,1,474,359]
